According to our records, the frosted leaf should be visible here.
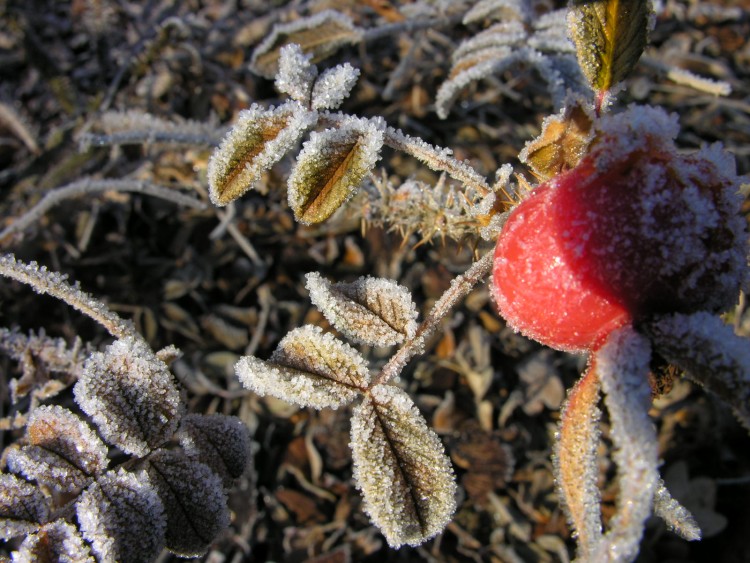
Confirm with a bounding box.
[351,385,456,547]
[250,10,362,79]
[288,116,384,224]
[12,520,94,563]
[311,64,360,111]
[236,325,369,409]
[177,414,252,487]
[76,468,165,563]
[519,100,594,180]
[645,312,750,431]
[462,0,528,24]
[0,473,49,540]
[208,102,317,206]
[653,479,701,541]
[74,337,183,456]
[568,0,652,94]
[7,406,108,493]
[592,326,658,562]
[452,22,527,62]
[275,44,318,104]
[553,366,603,559]
[145,450,230,557]
[306,272,418,346]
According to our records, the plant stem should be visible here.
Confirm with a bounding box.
[372,250,494,387]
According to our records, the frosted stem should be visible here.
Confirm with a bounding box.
[0,179,206,244]
[0,254,139,341]
[372,250,494,387]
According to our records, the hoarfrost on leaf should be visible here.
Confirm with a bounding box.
[288,116,384,224]
[177,413,252,487]
[74,337,183,456]
[250,10,362,79]
[350,385,457,547]
[306,272,419,346]
[0,473,49,540]
[76,468,165,563]
[7,406,108,493]
[311,63,360,111]
[12,519,94,563]
[145,450,230,557]
[653,479,701,541]
[208,102,317,206]
[275,44,318,104]
[236,325,370,409]
[462,0,528,24]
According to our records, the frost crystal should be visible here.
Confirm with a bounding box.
[236,325,370,409]
[275,44,318,104]
[7,406,108,493]
[351,385,456,547]
[311,63,361,111]
[74,337,183,456]
[76,468,165,563]
[306,272,419,346]
[178,414,252,487]
[12,520,94,563]
[146,450,230,557]
[0,473,49,540]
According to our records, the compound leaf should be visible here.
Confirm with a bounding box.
[568,0,651,93]
[351,385,456,547]
[146,450,230,557]
[306,272,418,346]
[236,325,369,409]
[208,102,316,206]
[288,116,384,224]
[7,405,108,493]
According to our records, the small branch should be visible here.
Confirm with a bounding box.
[79,130,220,150]
[0,254,139,341]
[372,250,494,387]
[0,179,206,244]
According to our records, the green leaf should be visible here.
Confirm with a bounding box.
[568,0,651,93]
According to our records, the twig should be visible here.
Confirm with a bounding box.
[372,250,494,386]
[0,179,206,243]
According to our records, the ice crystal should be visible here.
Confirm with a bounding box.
[236,325,370,409]
[350,385,456,547]
[306,272,419,346]
[76,468,165,563]
[145,450,230,557]
[7,406,108,493]
[74,337,183,456]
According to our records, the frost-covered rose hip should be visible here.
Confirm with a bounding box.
[492,106,748,352]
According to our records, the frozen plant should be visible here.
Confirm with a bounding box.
[0,255,251,562]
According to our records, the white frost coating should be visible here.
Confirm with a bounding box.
[275,44,318,104]
[350,385,456,547]
[74,337,183,456]
[207,102,317,206]
[593,326,658,563]
[76,469,165,563]
[13,520,94,563]
[235,325,369,409]
[653,479,701,541]
[0,473,49,540]
[311,64,360,111]
[452,23,526,61]
[647,312,750,431]
[462,0,528,24]
[305,272,418,346]
[6,406,108,494]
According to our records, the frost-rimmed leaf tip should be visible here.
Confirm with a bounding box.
[208,101,317,206]
[13,519,94,563]
[288,116,384,224]
[236,325,370,409]
[306,272,419,346]
[351,385,457,547]
[0,473,50,540]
